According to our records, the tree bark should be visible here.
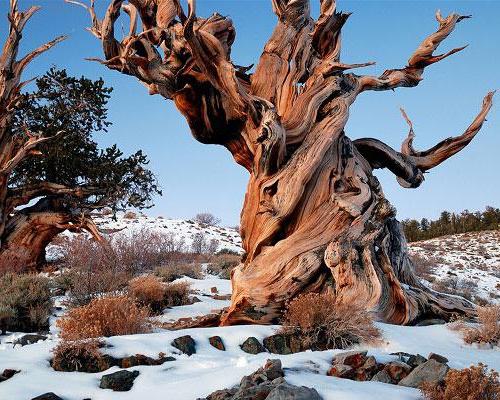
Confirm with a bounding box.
[75,0,494,325]
[0,197,101,271]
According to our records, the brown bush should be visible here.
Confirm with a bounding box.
[52,340,105,372]
[128,275,165,313]
[420,364,499,400]
[57,296,150,341]
[163,281,191,307]
[206,253,240,279]
[279,292,381,350]
[154,263,203,282]
[123,211,138,219]
[0,273,52,334]
[462,305,500,346]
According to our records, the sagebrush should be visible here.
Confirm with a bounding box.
[420,363,499,400]
[280,292,381,350]
[0,273,52,333]
[462,305,500,346]
[51,339,105,372]
[56,296,150,340]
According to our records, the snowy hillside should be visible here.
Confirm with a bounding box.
[408,230,500,303]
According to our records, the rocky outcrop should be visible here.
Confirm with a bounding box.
[199,359,322,400]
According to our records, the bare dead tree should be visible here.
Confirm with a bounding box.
[71,0,494,325]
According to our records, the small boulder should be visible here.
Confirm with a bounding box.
[240,337,266,354]
[371,370,392,384]
[263,359,285,381]
[428,353,448,364]
[13,334,47,347]
[0,368,20,382]
[355,356,382,381]
[327,364,354,379]
[100,370,140,392]
[407,354,427,368]
[210,286,218,294]
[266,383,323,400]
[30,393,63,400]
[263,334,292,355]
[209,336,226,351]
[205,388,237,400]
[172,335,196,356]
[384,361,411,382]
[191,296,202,303]
[332,350,368,369]
[398,359,449,388]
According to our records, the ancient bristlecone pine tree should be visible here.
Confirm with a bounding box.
[72,0,494,325]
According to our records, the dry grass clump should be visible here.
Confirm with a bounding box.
[123,211,138,219]
[154,263,203,282]
[51,340,105,372]
[57,296,150,341]
[0,273,52,334]
[128,275,165,312]
[163,281,191,307]
[279,292,381,350]
[462,305,500,346]
[206,253,240,279]
[420,364,499,400]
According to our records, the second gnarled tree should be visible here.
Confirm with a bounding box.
[71,0,494,325]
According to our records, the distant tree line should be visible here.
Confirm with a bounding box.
[402,206,500,242]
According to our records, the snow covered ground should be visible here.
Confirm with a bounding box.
[1,270,498,400]
[408,230,500,302]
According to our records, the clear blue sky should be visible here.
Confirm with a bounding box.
[2,1,499,226]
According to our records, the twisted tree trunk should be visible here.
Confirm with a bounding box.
[73,0,494,325]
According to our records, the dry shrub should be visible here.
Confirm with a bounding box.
[462,305,500,346]
[123,211,137,219]
[128,275,165,313]
[154,263,203,282]
[163,281,191,307]
[421,364,499,400]
[52,340,105,372]
[206,253,240,279]
[0,273,52,333]
[57,296,150,341]
[279,292,381,350]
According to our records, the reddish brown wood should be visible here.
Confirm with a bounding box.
[73,0,494,325]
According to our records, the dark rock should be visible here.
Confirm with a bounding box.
[13,334,47,346]
[210,287,218,294]
[415,319,446,326]
[428,353,448,364]
[233,382,274,399]
[191,296,202,303]
[99,370,139,391]
[30,393,63,400]
[398,359,449,388]
[384,361,411,382]
[407,354,427,368]
[0,368,20,381]
[240,337,266,354]
[209,336,226,351]
[390,352,414,359]
[355,356,382,381]
[266,383,323,400]
[332,350,368,369]
[205,388,237,400]
[263,334,292,355]
[371,370,392,384]
[327,364,354,379]
[262,359,284,381]
[172,335,196,356]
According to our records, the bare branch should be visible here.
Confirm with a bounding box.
[358,11,470,92]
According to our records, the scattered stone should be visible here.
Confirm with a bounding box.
[240,337,266,354]
[266,382,322,400]
[354,356,382,381]
[120,353,175,368]
[398,359,449,388]
[327,364,354,379]
[13,334,47,347]
[209,336,226,351]
[428,353,448,364]
[172,335,196,356]
[210,286,218,294]
[99,370,140,392]
[390,352,414,359]
[263,334,292,355]
[384,360,412,382]
[332,350,368,369]
[30,393,63,400]
[0,368,20,382]
[407,354,427,368]
[212,294,232,300]
[191,296,202,303]
[371,370,393,384]
[199,360,322,400]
